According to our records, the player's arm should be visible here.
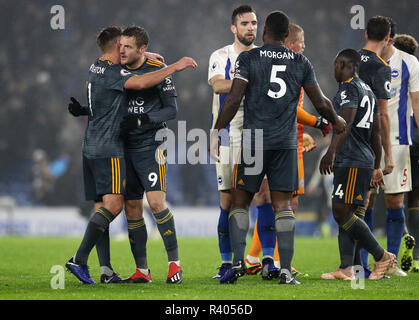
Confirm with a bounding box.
[319,107,356,175]
[303,83,346,134]
[213,78,246,130]
[124,57,197,90]
[120,75,178,133]
[68,97,89,117]
[209,75,232,94]
[371,112,385,188]
[297,106,332,136]
[120,96,178,134]
[144,51,165,63]
[209,78,247,160]
[377,98,393,175]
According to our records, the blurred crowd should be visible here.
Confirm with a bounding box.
[1,0,417,220]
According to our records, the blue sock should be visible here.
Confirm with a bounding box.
[361,208,374,269]
[218,207,232,262]
[387,207,405,259]
[256,203,275,258]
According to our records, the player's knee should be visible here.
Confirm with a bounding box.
[124,200,143,220]
[385,194,404,210]
[106,203,123,216]
[148,199,166,213]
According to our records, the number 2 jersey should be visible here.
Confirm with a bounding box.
[233,44,317,150]
[333,76,378,169]
[83,58,134,159]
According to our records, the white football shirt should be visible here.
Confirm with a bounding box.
[387,47,419,145]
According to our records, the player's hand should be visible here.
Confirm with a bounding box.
[319,150,335,175]
[173,57,198,72]
[119,114,149,136]
[208,130,220,162]
[314,116,332,137]
[383,156,394,175]
[302,133,316,152]
[371,168,385,189]
[144,52,165,63]
[333,115,347,135]
[68,97,89,117]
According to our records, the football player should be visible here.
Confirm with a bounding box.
[210,11,345,284]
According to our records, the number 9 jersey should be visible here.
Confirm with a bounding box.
[234,44,317,151]
[332,76,378,170]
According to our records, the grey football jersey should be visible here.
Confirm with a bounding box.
[234,44,317,150]
[82,58,133,158]
[333,76,378,169]
[123,58,177,151]
[359,49,392,100]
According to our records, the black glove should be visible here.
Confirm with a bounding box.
[68,97,89,117]
[119,113,150,137]
[314,116,332,137]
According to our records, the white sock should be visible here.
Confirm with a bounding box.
[100,266,114,276]
[138,268,149,276]
[246,255,260,264]
[169,260,180,267]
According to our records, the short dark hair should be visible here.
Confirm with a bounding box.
[394,34,418,55]
[265,11,289,41]
[231,5,256,25]
[337,48,361,72]
[122,26,149,49]
[96,26,122,53]
[366,16,390,41]
[387,17,396,39]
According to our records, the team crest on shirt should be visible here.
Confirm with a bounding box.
[384,81,391,92]
[391,69,400,78]
[218,176,223,185]
[211,61,218,71]
[340,90,350,106]
[361,55,369,62]
[120,69,132,76]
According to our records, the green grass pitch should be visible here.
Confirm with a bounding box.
[1,236,418,300]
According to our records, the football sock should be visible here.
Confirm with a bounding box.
[360,208,374,268]
[127,218,148,269]
[154,208,178,262]
[386,207,405,259]
[218,207,232,262]
[247,220,261,261]
[274,240,280,264]
[257,203,276,258]
[338,227,355,269]
[353,207,365,267]
[228,208,249,265]
[340,214,384,262]
[100,266,114,277]
[95,228,113,270]
[408,208,419,260]
[275,210,296,273]
[75,207,115,265]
